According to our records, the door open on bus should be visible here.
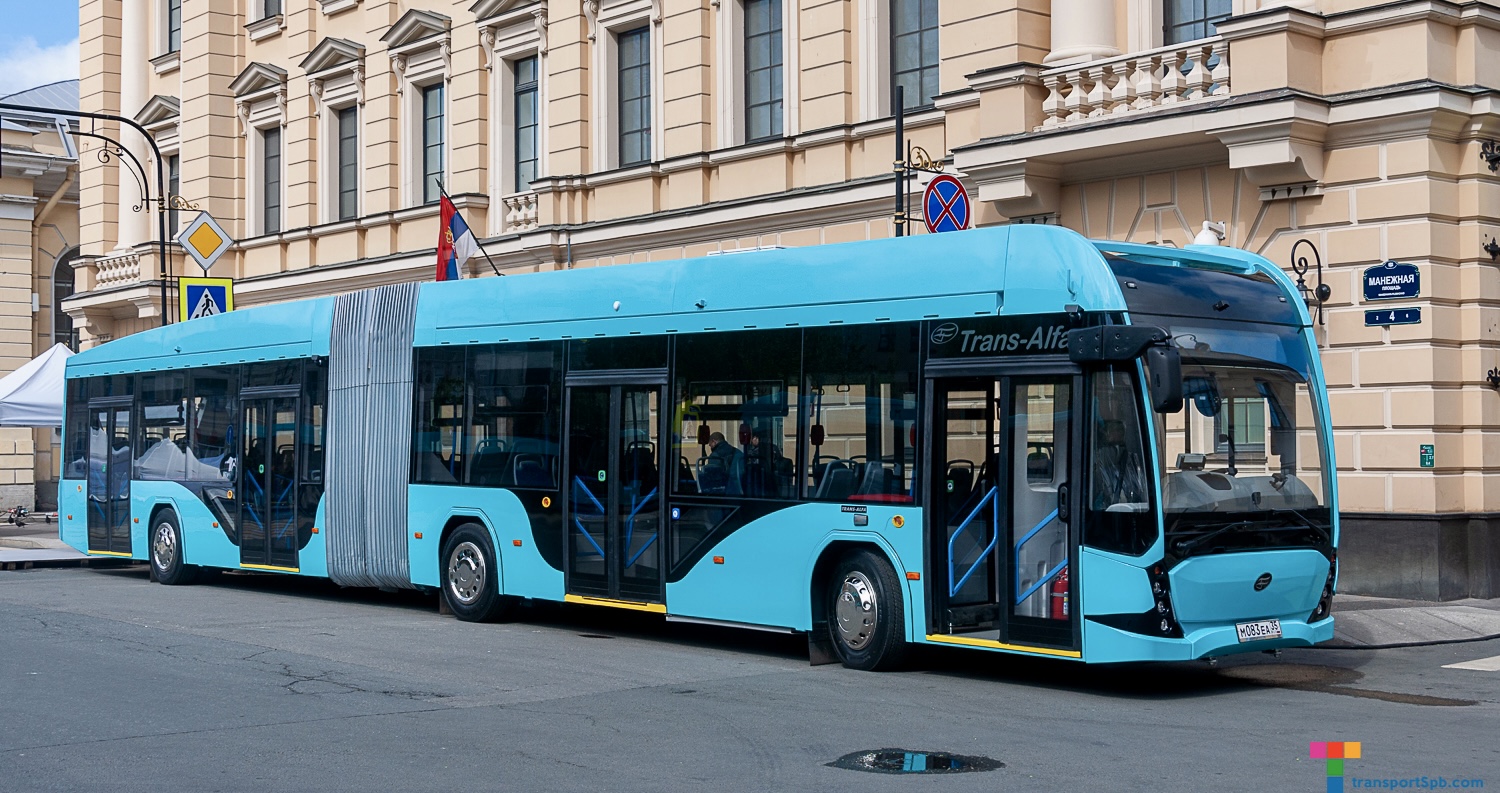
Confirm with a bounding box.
[238,392,301,570]
[927,370,1082,651]
[86,400,132,556]
[564,377,667,604]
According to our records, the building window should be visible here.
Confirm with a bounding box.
[744,0,783,142]
[617,27,651,168]
[167,0,182,53]
[1164,0,1232,44]
[890,0,938,111]
[263,0,282,19]
[421,83,444,205]
[53,249,77,351]
[167,154,180,237]
[262,128,282,234]
[336,106,358,221]
[513,56,539,193]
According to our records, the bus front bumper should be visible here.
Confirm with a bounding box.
[1083,615,1335,663]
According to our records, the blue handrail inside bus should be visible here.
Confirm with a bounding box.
[1013,508,1063,606]
[947,486,1000,598]
[570,476,606,556]
[623,486,657,568]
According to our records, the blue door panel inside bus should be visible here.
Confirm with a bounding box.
[1077,549,1154,615]
[1167,549,1329,625]
[66,298,335,379]
[406,485,565,599]
[413,226,1131,348]
[665,504,922,638]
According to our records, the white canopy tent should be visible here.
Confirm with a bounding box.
[0,343,74,427]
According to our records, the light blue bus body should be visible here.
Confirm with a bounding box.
[60,225,1338,664]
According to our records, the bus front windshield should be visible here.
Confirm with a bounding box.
[1142,316,1333,556]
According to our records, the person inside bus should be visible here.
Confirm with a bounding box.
[1092,419,1146,509]
[700,431,744,496]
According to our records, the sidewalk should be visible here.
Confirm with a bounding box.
[0,521,93,568]
[1330,594,1500,647]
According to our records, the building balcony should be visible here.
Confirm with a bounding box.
[94,249,143,289]
[1038,37,1230,130]
[501,191,539,235]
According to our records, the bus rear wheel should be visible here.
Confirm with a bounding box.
[441,523,512,622]
[150,509,199,586]
[826,549,908,671]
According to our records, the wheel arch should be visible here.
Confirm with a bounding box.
[436,511,507,595]
[146,498,185,560]
[808,538,916,643]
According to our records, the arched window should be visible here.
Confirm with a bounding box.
[53,248,78,351]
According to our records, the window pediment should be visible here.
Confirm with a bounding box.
[381,9,452,52]
[299,37,365,76]
[229,62,289,98]
[135,95,180,127]
[470,0,539,24]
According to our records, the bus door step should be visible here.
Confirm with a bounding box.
[946,604,999,632]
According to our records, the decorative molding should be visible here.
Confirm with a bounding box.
[1259,182,1324,202]
[479,27,496,71]
[390,53,408,95]
[585,0,600,41]
[229,62,290,97]
[299,37,365,75]
[380,9,452,50]
[534,8,549,55]
[149,51,180,75]
[320,0,359,14]
[245,14,286,42]
[134,95,181,127]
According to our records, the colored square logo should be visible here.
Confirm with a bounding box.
[1327,759,1345,776]
[1310,742,1328,759]
[1328,743,1344,759]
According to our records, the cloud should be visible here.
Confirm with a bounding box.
[0,37,79,98]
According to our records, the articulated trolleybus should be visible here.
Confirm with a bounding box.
[61,225,1337,667]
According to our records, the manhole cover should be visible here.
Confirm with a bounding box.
[827,749,1003,774]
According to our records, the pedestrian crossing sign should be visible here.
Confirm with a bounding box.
[178,277,234,321]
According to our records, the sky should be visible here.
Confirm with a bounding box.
[0,0,80,97]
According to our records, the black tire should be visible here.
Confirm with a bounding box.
[150,509,199,586]
[440,523,512,622]
[826,549,909,671]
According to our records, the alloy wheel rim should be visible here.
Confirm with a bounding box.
[447,541,485,605]
[835,571,878,651]
[152,522,175,570]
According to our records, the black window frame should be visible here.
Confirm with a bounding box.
[743,0,783,143]
[890,0,939,112]
[261,128,281,235]
[167,0,182,54]
[513,56,540,193]
[1163,0,1232,44]
[167,154,180,237]
[336,106,359,221]
[263,0,282,20]
[617,26,652,168]
[421,83,445,205]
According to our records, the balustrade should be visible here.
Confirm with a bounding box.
[1039,38,1230,129]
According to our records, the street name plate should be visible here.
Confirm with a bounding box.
[1363,261,1419,301]
[1364,307,1421,326]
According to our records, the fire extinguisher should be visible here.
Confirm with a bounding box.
[1050,564,1069,620]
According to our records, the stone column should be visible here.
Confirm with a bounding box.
[1043,0,1121,65]
[114,0,150,251]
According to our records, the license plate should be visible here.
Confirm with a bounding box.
[1235,619,1282,642]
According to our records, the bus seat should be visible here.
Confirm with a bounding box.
[815,460,857,500]
[855,462,890,496]
[470,448,509,486]
[512,455,552,488]
[677,456,698,494]
[417,452,458,484]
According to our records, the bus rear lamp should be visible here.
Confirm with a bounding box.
[513,539,522,546]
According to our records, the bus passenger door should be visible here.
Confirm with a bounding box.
[238,394,300,570]
[86,402,132,555]
[928,374,1080,652]
[564,382,665,604]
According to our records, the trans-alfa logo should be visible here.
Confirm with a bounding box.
[931,322,960,344]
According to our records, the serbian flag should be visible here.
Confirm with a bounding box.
[436,195,478,281]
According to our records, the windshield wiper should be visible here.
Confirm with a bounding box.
[1271,507,1331,544]
[1173,519,1262,555]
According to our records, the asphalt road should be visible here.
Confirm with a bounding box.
[1,566,1495,792]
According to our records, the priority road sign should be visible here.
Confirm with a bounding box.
[922,174,971,234]
[178,276,234,321]
[175,211,234,273]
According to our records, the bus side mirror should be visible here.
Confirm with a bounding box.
[810,424,825,446]
[1144,346,1183,413]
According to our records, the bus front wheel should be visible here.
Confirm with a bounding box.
[826,549,909,671]
[441,523,511,622]
[150,509,199,586]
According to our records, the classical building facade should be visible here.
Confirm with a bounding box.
[74,0,1500,598]
[0,80,81,511]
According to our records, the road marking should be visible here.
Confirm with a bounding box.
[1442,654,1500,671]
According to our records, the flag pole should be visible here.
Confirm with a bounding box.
[437,181,502,277]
